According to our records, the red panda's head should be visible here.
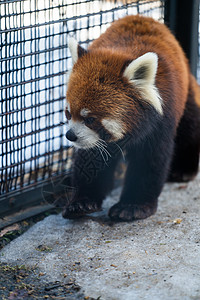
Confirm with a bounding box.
[65,38,163,149]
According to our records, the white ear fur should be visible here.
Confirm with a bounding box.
[68,37,79,64]
[123,52,163,114]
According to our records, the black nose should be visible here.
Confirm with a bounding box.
[66,129,77,142]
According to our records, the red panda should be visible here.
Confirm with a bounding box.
[63,15,200,221]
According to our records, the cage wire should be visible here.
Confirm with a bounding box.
[0,0,165,218]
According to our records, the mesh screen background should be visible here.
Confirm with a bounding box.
[0,0,165,198]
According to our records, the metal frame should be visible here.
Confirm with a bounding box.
[164,0,200,77]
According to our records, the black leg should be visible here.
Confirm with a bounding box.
[168,80,200,182]
[62,146,120,219]
[109,130,174,221]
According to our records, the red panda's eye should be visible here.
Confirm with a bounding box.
[65,108,71,120]
[84,117,95,125]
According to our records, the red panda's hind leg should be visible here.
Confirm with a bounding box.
[168,78,200,182]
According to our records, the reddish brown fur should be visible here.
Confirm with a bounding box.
[63,15,200,221]
[67,50,142,133]
[90,16,191,122]
[67,15,196,129]
[190,74,200,107]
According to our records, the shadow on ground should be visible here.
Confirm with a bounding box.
[0,174,200,300]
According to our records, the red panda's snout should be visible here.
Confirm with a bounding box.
[65,129,77,142]
[65,109,126,149]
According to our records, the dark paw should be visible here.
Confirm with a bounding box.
[168,171,197,183]
[108,202,157,221]
[62,198,101,219]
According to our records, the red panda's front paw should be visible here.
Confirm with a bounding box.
[108,202,157,221]
[62,198,101,219]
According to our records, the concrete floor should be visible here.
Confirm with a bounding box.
[0,173,200,300]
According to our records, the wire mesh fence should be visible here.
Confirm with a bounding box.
[0,0,165,221]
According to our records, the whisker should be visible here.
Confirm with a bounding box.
[95,144,108,165]
[96,142,109,161]
[96,142,110,161]
[98,138,108,146]
[96,140,111,158]
[96,140,112,162]
[113,142,126,161]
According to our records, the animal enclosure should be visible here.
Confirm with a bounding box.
[0,0,199,227]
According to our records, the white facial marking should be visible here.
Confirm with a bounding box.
[68,120,99,149]
[80,108,91,118]
[102,119,124,140]
[123,52,163,115]
[68,37,78,64]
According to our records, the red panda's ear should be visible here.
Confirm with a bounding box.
[123,52,158,84]
[68,37,87,64]
[123,52,163,114]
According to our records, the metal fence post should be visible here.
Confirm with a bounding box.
[164,0,199,78]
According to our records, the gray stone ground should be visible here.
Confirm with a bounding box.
[0,172,200,300]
